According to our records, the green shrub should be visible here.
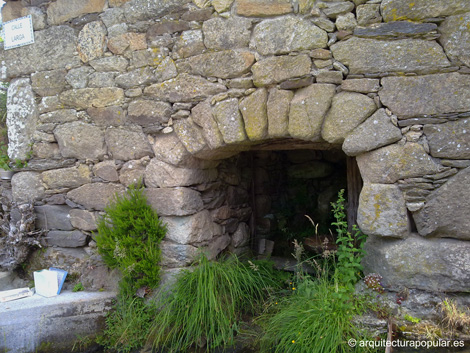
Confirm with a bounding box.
[95,184,167,296]
[148,254,284,352]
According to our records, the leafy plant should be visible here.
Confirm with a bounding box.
[72,282,84,292]
[148,254,284,352]
[0,144,11,170]
[95,184,167,297]
[404,314,421,324]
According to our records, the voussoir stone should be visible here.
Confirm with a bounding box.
[192,101,224,150]
[162,210,223,245]
[439,12,470,67]
[35,205,73,231]
[174,119,207,155]
[288,84,336,141]
[144,74,226,103]
[252,54,311,87]
[145,187,204,216]
[145,159,218,188]
[379,73,470,118]
[236,0,291,16]
[342,108,402,156]
[424,119,470,159]
[331,37,450,75]
[54,122,107,160]
[202,17,251,50]
[381,0,470,22]
[356,143,442,184]
[105,126,153,161]
[322,92,377,144]
[413,167,470,240]
[47,0,106,25]
[67,183,125,211]
[362,234,470,292]
[69,209,98,231]
[357,183,409,238]
[59,88,124,109]
[177,50,255,79]
[267,88,293,138]
[251,16,327,55]
[77,21,107,63]
[43,230,87,248]
[213,98,247,144]
[239,88,268,141]
[41,164,92,189]
[0,26,78,79]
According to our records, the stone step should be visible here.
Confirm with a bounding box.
[0,290,116,353]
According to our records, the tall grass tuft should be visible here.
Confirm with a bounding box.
[148,254,284,352]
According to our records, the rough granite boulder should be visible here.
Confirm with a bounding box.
[160,241,198,267]
[31,69,67,97]
[439,12,470,67]
[47,0,106,25]
[357,183,409,238]
[123,0,191,22]
[381,0,470,22]
[424,119,470,159]
[322,92,377,144]
[41,165,92,189]
[43,230,87,248]
[77,21,107,63]
[59,88,124,109]
[69,209,98,231]
[250,16,327,55]
[54,122,107,160]
[239,88,268,141]
[67,183,125,211]
[236,0,292,16]
[145,187,204,216]
[202,17,251,50]
[127,100,171,128]
[11,172,45,203]
[288,84,336,141]
[213,99,247,144]
[35,205,73,231]
[105,126,154,160]
[252,54,311,87]
[413,167,470,240]
[267,89,293,138]
[343,109,402,156]
[174,119,207,155]
[192,101,224,150]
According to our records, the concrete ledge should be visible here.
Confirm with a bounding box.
[0,291,116,353]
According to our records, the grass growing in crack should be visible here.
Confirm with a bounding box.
[148,254,285,352]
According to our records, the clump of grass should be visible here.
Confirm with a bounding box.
[148,254,284,352]
[438,298,470,335]
[72,282,84,292]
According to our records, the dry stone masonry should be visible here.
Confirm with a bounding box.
[0,0,469,297]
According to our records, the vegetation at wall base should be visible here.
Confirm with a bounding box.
[95,184,167,297]
[148,254,285,352]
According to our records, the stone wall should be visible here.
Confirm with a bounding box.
[1,0,469,293]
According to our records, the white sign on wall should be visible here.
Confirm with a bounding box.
[3,15,35,50]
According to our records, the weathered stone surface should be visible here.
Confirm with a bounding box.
[145,187,204,216]
[88,72,117,88]
[203,17,251,50]
[54,122,106,160]
[87,106,127,126]
[42,165,92,189]
[331,38,450,75]
[108,33,147,54]
[336,13,357,31]
[343,109,402,156]
[173,30,205,59]
[160,241,198,267]
[424,119,470,159]
[114,67,154,89]
[123,0,192,22]
[128,100,171,128]
[31,69,67,97]
[152,134,199,168]
[315,71,343,84]
[145,74,226,103]
[354,21,437,39]
[213,98,247,144]
[252,54,311,87]
[381,0,470,22]
[130,48,167,69]
[99,7,125,28]
[236,0,291,16]
[413,167,470,240]
[341,79,380,94]
[110,0,131,6]
[362,234,470,292]
[47,0,106,25]
[105,126,153,161]
[33,143,61,159]
[39,110,78,124]
[311,17,335,32]
[38,97,63,114]
[322,1,355,19]
[322,92,377,144]
[1,1,24,22]
[35,205,73,231]
[192,101,224,149]
[89,56,129,72]
[231,222,250,247]
[43,230,87,248]
[69,209,98,231]
[174,119,207,155]
[147,20,190,37]
[65,67,94,89]
[204,234,231,260]
[93,161,119,182]
[118,159,147,186]
[357,143,442,184]
[379,73,470,118]
[288,84,336,140]
[356,4,381,26]
[162,210,222,244]
[60,88,124,109]
[212,0,233,12]
[67,183,125,211]
[267,89,293,138]
[0,26,79,79]
[251,17,327,55]
[357,183,409,238]
[77,21,107,63]
[6,79,38,161]
[439,13,470,67]
[239,88,268,141]
[11,172,45,203]
[177,50,255,79]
